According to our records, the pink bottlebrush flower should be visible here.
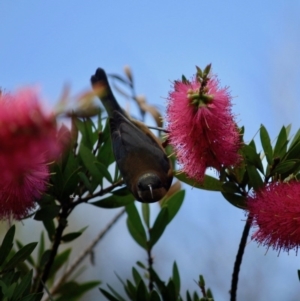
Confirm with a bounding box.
[247,181,300,253]
[166,66,241,182]
[0,89,60,157]
[0,154,50,219]
[0,88,61,219]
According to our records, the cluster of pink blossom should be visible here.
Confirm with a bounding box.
[166,66,300,253]
[166,70,241,182]
[247,181,300,253]
[0,89,61,219]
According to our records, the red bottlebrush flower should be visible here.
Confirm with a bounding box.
[166,66,241,182]
[0,89,61,220]
[247,181,300,253]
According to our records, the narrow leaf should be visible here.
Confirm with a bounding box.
[3,243,37,271]
[125,203,147,244]
[142,203,150,229]
[126,219,147,250]
[43,219,56,242]
[246,165,264,191]
[221,193,247,209]
[149,207,169,248]
[274,126,288,159]
[242,144,264,174]
[172,262,180,295]
[161,190,185,224]
[79,144,105,183]
[260,125,273,165]
[91,192,134,208]
[175,173,223,191]
[0,225,15,266]
[61,226,88,243]
[34,205,60,221]
[99,289,119,301]
[132,267,142,286]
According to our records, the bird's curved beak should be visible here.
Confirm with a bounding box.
[148,184,154,199]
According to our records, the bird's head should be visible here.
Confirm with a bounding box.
[136,172,167,203]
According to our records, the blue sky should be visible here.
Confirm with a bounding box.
[1,1,300,300]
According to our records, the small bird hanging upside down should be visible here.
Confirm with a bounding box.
[91,68,173,203]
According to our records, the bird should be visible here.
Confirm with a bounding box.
[90,68,173,203]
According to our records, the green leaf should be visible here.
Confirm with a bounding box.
[40,250,51,268]
[273,160,300,175]
[148,267,166,293]
[106,284,127,301]
[125,280,137,299]
[75,117,98,150]
[274,126,288,159]
[186,291,193,301]
[56,280,101,300]
[34,205,61,221]
[11,270,32,300]
[193,291,200,301]
[286,124,292,137]
[166,280,177,300]
[285,141,300,161]
[50,163,64,198]
[79,144,105,183]
[149,207,169,248]
[19,293,43,301]
[242,144,264,174]
[136,261,146,269]
[61,152,81,198]
[91,188,134,208]
[127,219,147,250]
[3,243,37,272]
[172,262,180,295]
[97,120,115,167]
[246,165,264,191]
[61,226,88,243]
[142,203,150,229]
[37,232,45,264]
[2,270,19,287]
[95,162,113,183]
[16,240,35,267]
[0,225,15,267]
[222,182,240,194]
[175,173,223,191]
[78,172,93,194]
[221,193,247,209]
[260,125,273,165]
[132,267,142,286]
[43,219,56,242]
[99,288,119,301]
[289,129,300,149]
[161,190,185,224]
[136,280,149,301]
[126,203,147,249]
[62,167,81,199]
[150,290,161,301]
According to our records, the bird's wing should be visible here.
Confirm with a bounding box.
[110,111,170,171]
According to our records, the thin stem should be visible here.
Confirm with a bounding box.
[71,179,124,207]
[42,208,125,301]
[36,203,71,293]
[230,215,252,301]
[147,247,154,291]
